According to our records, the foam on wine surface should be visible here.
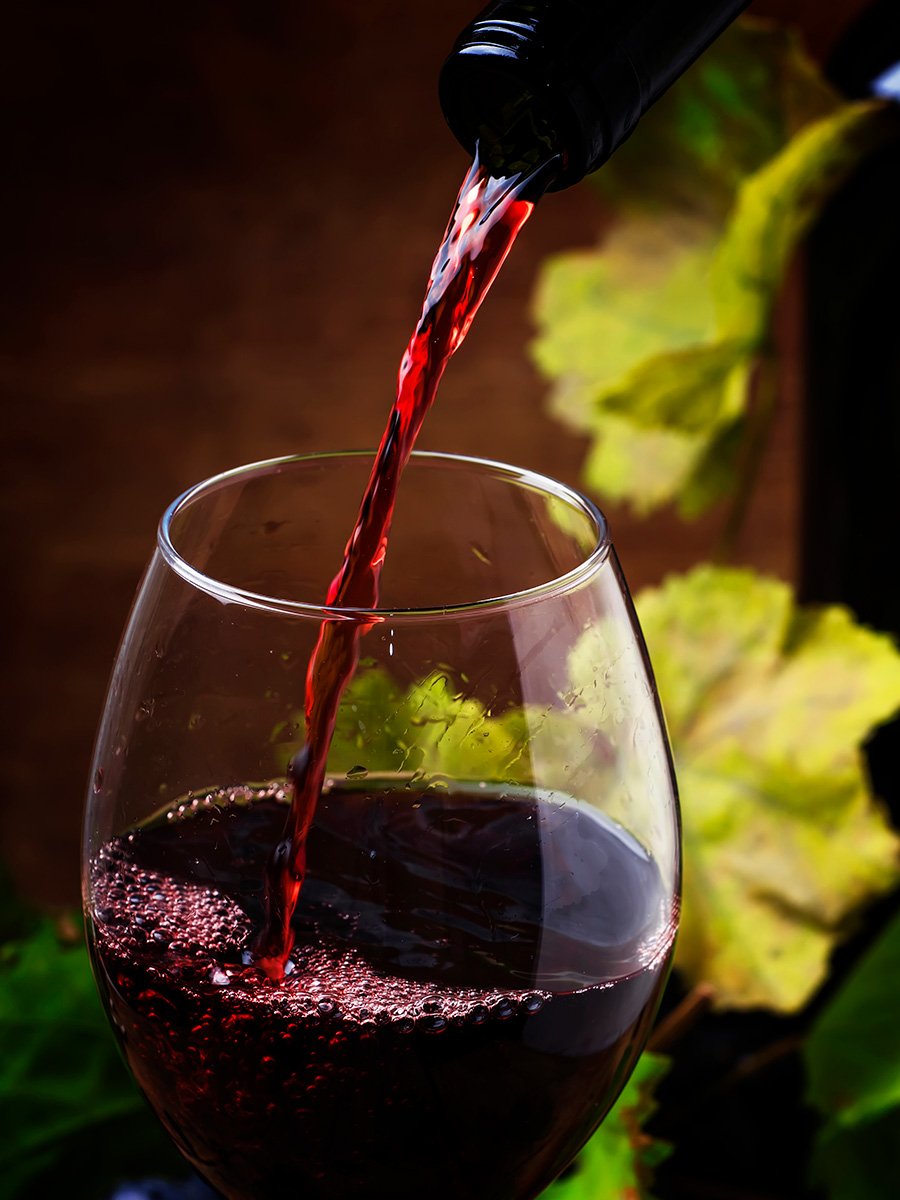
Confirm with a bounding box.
[90,784,675,1200]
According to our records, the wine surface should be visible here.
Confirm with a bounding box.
[90,784,675,1200]
[256,157,544,973]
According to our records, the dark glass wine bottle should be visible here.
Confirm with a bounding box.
[439,0,748,187]
[802,0,900,819]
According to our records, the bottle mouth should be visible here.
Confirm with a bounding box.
[439,40,585,190]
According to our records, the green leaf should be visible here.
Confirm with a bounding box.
[806,1110,900,1200]
[592,20,840,222]
[808,908,900,1129]
[595,344,755,518]
[272,665,541,788]
[632,566,900,1011]
[0,917,185,1198]
[400,671,532,783]
[677,417,748,520]
[806,908,900,1199]
[0,925,140,1164]
[0,867,38,947]
[544,1052,669,1200]
[9,1111,187,1200]
[325,665,414,774]
[712,99,893,344]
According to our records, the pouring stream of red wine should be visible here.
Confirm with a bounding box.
[254,154,555,977]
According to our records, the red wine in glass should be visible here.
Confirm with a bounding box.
[91,782,674,1200]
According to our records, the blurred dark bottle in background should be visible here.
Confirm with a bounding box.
[802,0,900,817]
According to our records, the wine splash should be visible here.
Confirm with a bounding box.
[255,155,552,975]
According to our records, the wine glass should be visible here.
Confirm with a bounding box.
[83,450,680,1200]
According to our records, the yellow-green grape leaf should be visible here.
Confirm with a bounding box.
[401,670,533,784]
[601,340,748,433]
[543,1052,670,1200]
[346,669,593,792]
[270,667,409,777]
[634,566,900,1011]
[533,219,717,434]
[583,415,708,517]
[594,344,754,518]
[806,908,900,1199]
[713,99,894,343]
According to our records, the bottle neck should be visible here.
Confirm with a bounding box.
[439,0,749,189]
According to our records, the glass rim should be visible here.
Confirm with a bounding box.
[158,450,612,621]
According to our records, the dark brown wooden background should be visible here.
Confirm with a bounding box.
[0,1,864,905]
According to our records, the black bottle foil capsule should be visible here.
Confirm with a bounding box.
[440,0,748,188]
